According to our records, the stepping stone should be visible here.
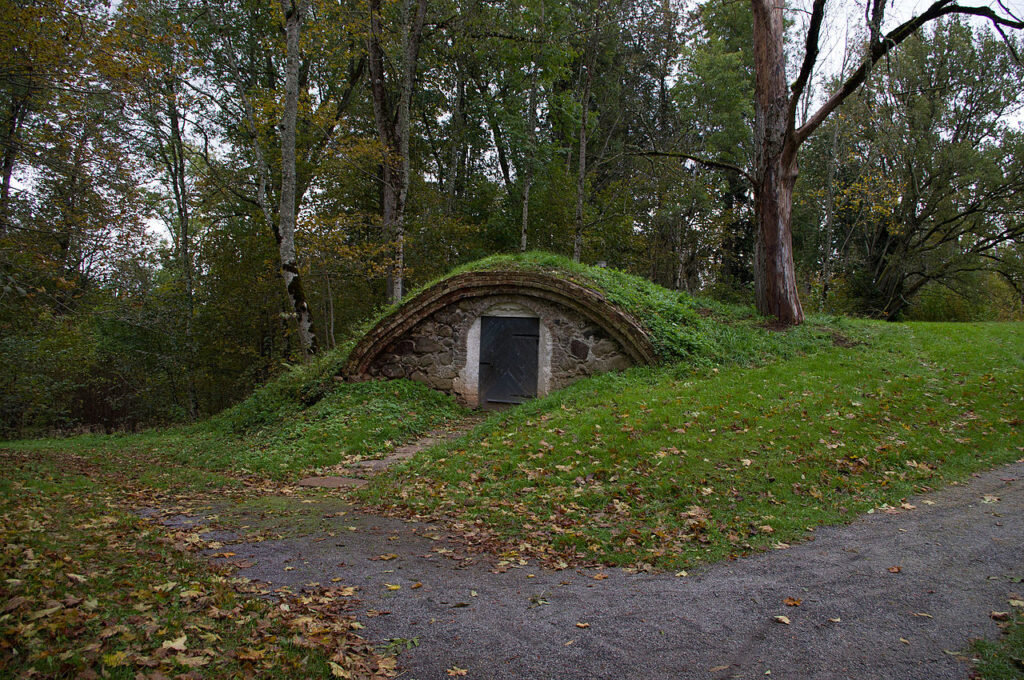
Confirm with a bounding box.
[295,476,367,489]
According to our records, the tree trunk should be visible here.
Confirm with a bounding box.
[751,0,804,324]
[166,98,199,420]
[573,57,592,263]
[367,0,426,305]
[279,0,319,357]
[521,67,538,253]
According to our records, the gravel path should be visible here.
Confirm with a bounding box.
[209,461,1022,680]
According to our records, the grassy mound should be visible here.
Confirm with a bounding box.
[367,251,853,363]
[141,251,850,481]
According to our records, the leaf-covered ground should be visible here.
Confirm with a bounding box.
[0,448,395,679]
[357,322,1024,573]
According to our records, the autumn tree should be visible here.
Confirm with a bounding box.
[749,0,1024,324]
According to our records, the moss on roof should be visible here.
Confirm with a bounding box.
[391,251,745,363]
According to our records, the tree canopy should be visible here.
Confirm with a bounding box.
[1,0,1022,435]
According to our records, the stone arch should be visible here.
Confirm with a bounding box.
[343,270,658,405]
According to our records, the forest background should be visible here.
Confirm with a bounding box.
[1,0,1023,436]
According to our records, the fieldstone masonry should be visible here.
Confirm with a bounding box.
[367,294,633,406]
[343,270,658,407]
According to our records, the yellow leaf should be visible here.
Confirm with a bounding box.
[29,605,62,620]
[385,584,401,591]
[161,634,187,652]
[774,616,790,625]
[576,622,590,628]
[447,666,468,676]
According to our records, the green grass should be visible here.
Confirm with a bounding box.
[973,608,1024,679]
[357,322,1024,571]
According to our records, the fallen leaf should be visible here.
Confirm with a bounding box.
[592,573,609,580]
[1,596,27,613]
[376,553,399,561]
[101,651,129,667]
[385,584,401,591]
[175,655,209,668]
[991,611,1011,621]
[982,495,1000,504]
[411,582,423,589]
[899,638,910,645]
[709,665,730,672]
[888,566,902,574]
[774,616,790,625]
[576,622,590,628]
[1008,599,1024,608]
[912,612,933,618]
[784,597,802,607]
[675,570,688,578]
[29,604,62,620]
[828,617,841,623]
[447,666,468,676]
[328,660,352,678]
[470,590,478,597]
[162,635,188,652]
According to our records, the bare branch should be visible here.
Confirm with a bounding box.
[788,0,827,124]
[794,1,1024,146]
[629,150,753,184]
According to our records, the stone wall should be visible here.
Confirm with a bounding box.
[366,294,633,406]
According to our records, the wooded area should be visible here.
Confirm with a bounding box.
[1,0,1022,435]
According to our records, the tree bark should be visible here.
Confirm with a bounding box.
[521,67,538,252]
[751,0,804,324]
[165,96,199,419]
[746,0,1022,325]
[278,0,319,357]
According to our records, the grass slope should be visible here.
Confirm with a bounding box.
[358,322,1024,572]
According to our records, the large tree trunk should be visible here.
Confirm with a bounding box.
[278,0,318,356]
[751,0,804,324]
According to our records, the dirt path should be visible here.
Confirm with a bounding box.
[294,415,486,489]
[177,460,1024,680]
